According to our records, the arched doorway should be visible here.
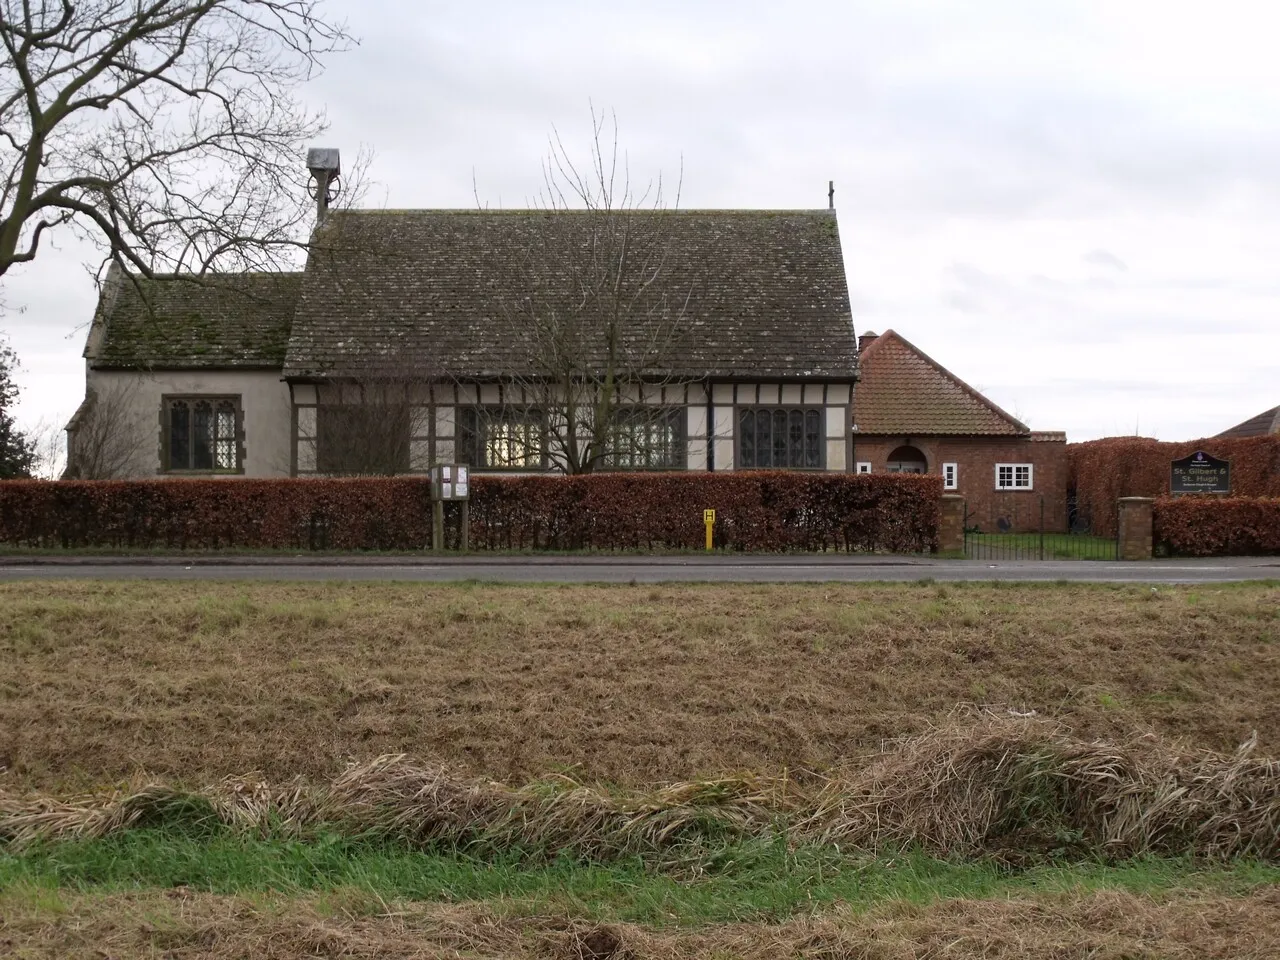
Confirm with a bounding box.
[886,444,927,474]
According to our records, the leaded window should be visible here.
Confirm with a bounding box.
[738,407,823,469]
[459,408,545,469]
[164,397,240,472]
[604,408,686,469]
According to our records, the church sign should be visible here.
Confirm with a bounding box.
[1170,451,1230,495]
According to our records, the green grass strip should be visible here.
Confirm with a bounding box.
[4,831,1279,925]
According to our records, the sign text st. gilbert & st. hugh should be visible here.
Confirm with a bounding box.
[1170,451,1230,495]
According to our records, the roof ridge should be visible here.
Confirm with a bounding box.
[124,270,305,281]
[332,207,838,217]
[1215,403,1280,438]
[878,329,1029,433]
[860,330,1029,435]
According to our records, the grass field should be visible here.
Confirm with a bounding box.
[4,883,1279,958]
[2,579,1278,957]
[1,580,1276,789]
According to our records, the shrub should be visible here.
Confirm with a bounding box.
[1153,496,1280,557]
[1068,436,1280,537]
[0,473,942,553]
[0,478,434,550]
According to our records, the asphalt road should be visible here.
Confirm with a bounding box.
[0,556,1275,584]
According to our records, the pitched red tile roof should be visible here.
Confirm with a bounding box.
[853,329,1028,436]
[1216,405,1280,438]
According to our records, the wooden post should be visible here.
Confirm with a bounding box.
[432,499,444,552]
[460,500,469,552]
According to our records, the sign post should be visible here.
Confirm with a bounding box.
[429,464,471,550]
[1170,451,1230,496]
[703,509,715,551]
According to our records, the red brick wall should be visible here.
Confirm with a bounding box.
[851,435,1069,533]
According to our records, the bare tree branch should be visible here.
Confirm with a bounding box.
[311,374,433,476]
[477,108,698,474]
[0,0,355,284]
[62,378,149,478]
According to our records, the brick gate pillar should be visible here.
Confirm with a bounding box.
[1117,497,1154,561]
[940,495,965,553]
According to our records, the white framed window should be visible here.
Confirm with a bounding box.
[943,462,958,490]
[856,461,872,474]
[995,463,1033,490]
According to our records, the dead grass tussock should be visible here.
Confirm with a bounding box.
[2,886,1279,958]
[327,756,798,859]
[4,721,1279,863]
[0,784,218,846]
[804,717,1280,861]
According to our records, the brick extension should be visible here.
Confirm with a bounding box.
[853,435,1069,534]
[852,331,1069,534]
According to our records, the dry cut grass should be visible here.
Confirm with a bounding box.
[5,719,1279,863]
[0,581,1277,791]
[3,885,1279,959]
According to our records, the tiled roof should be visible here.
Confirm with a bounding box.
[284,209,857,380]
[91,272,302,369]
[853,330,1028,436]
[1216,405,1280,438]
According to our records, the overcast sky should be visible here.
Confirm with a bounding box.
[3,0,1277,442]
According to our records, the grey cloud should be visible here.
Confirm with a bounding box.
[1083,249,1127,271]
[5,0,1279,445]
[946,292,982,315]
[305,1,1280,223]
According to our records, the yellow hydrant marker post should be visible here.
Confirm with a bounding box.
[703,509,715,551]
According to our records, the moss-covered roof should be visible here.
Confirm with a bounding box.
[91,272,302,369]
[87,209,859,381]
[285,209,857,380]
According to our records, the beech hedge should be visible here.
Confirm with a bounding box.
[0,473,942,553]
[1153,496,1280,557]
[1068,435,1280,537]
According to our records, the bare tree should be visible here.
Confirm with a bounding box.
[311,375,433,476]
[63,378,149,478]
[477,110,697,474]
[28,416,66,478]
[0,0,354,282]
